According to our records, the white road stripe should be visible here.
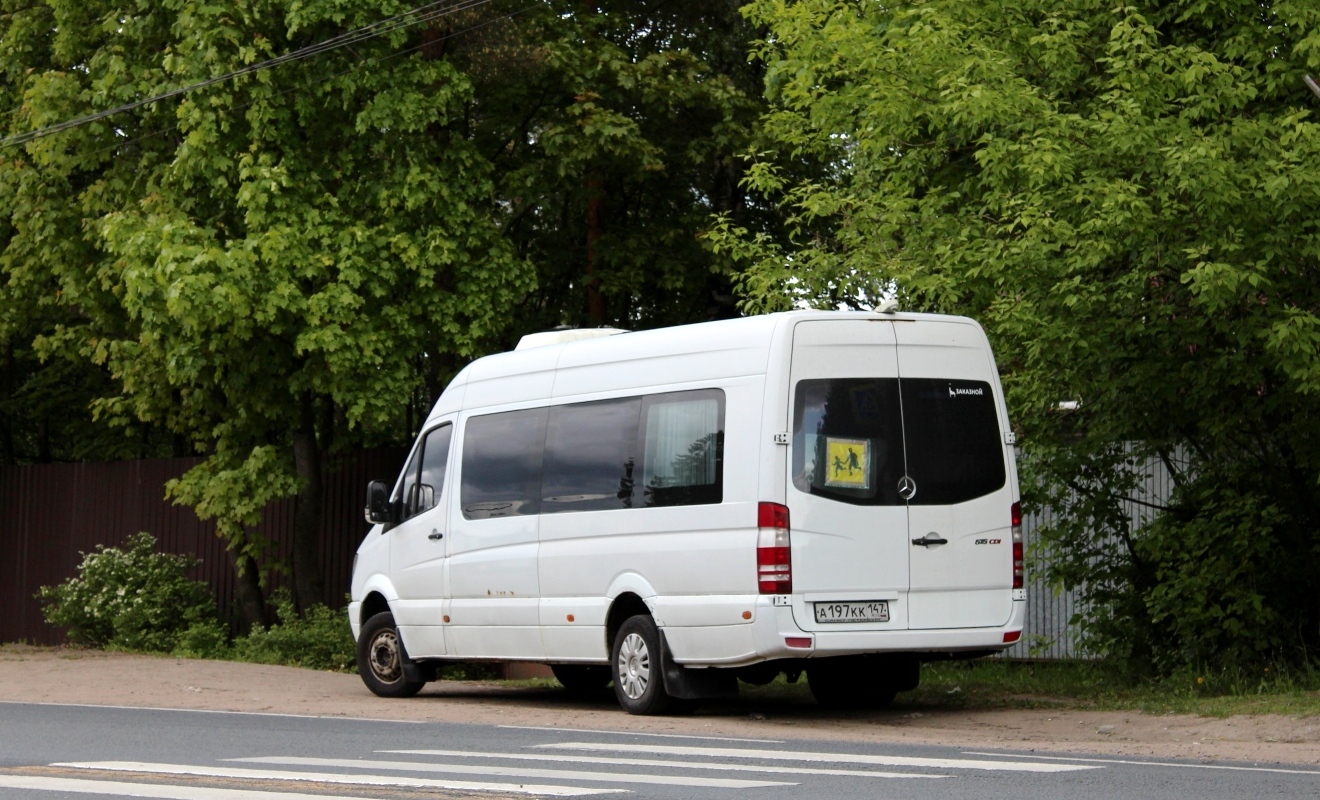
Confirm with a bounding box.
[498,725,783,744]
[0,774,404,799]
[374,748,945,779]
[220,756,790,789]
[539,743,1102,773]
[962,751,1320,776]
[49,761,619,796]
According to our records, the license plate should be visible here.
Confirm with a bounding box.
[813,600,890,623]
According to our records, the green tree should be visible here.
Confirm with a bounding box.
[714,0,1320,673]
[0,0,180,464]
[449,0,778,335]
[2,0,533,624]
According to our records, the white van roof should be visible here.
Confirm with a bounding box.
[514,328,630,350]
[430,311,975,419]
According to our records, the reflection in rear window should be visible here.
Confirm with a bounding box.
[900,379,1005,505]
[792,379,906,506]
[793,378,1005,506]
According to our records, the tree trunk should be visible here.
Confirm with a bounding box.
[228,538,268,632]
[586,173,605,324]
[291,393,326,612]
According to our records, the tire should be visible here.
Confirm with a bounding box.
[807,656,899,710]
[356,611,426,698]
[611,615,674,715]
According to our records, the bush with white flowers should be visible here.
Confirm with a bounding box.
[39,533,217,652]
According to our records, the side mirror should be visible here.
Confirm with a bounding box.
[365,480,393,525]
[417,484,435,513]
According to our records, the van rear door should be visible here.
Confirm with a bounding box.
[787,319,910,632]
[896,320,1014,629]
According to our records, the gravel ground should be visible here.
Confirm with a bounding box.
[1,647,1317,766]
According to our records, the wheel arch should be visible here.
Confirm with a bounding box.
[359,590,393,629]
[605,592,652,654]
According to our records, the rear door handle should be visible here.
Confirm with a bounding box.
[912,532,948,547]
[429,530,444,540]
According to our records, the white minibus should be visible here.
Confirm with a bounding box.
[349,310,1024,714]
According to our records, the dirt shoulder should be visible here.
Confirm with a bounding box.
[1,647,1317,766]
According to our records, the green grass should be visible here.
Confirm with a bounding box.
[740,659,1320,717]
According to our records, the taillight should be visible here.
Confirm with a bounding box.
[1011,501,1024,590]
[757,501,791,594]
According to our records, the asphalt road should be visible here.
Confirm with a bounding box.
[1,702,1318,800]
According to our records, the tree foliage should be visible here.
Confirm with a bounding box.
[2,0,534,621]
[2,1,784,625]
[448,0,774,335]
[716,0,1320,672]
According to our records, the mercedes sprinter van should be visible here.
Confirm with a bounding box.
[349,310,1023,714]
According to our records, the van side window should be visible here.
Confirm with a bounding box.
[414,424,452,517]
[640,390,725,507]
[543,398,642,512]
[460,407,549,519]
[396,423,452,521]
[793,379,906,506]
[899,378,1005,505]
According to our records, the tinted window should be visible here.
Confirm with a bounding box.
[640,390,724,507]
[792,379,906,506]
[542,398,641,513]
[394,444,423,518]
[408,425,452,519]
[900,378,1005,505]
[461,407,549,519]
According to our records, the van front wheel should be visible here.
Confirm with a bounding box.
[357,611,426,698]
[611,615,673,715]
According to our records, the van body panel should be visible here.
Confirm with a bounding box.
[540,596,610,661]
[551,323,774,398]
[786,319,911,631]
[460,348,559,411]
[649,594,759,628]
[747,592,1028,664]
[386,419,456,657]
[666,623,758,663]
[429,377,468,419]
[894,320,1016,630]
[447,623,544,660]
[757,321,795,509]
[444,411,544,658]
[539,508,754,598]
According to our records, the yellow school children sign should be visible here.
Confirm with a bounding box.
[824,437,870,489]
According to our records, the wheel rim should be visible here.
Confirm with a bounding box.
[368,628,403,684]
[616,632,651,700]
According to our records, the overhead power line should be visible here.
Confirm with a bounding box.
[77,2,535,161]
[0,0,505,150]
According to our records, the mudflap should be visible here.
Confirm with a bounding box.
[402,659,438,684]
[657,631,739,701]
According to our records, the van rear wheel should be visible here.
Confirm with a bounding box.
[357,611,426,698]
[551,664,611,694]
[611,615,674,715]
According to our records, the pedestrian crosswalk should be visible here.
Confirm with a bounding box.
[2,731,1102,799]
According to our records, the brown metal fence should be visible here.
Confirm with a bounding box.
[0,449,406,645]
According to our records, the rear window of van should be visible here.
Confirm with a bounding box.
[792,378,1004,506]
